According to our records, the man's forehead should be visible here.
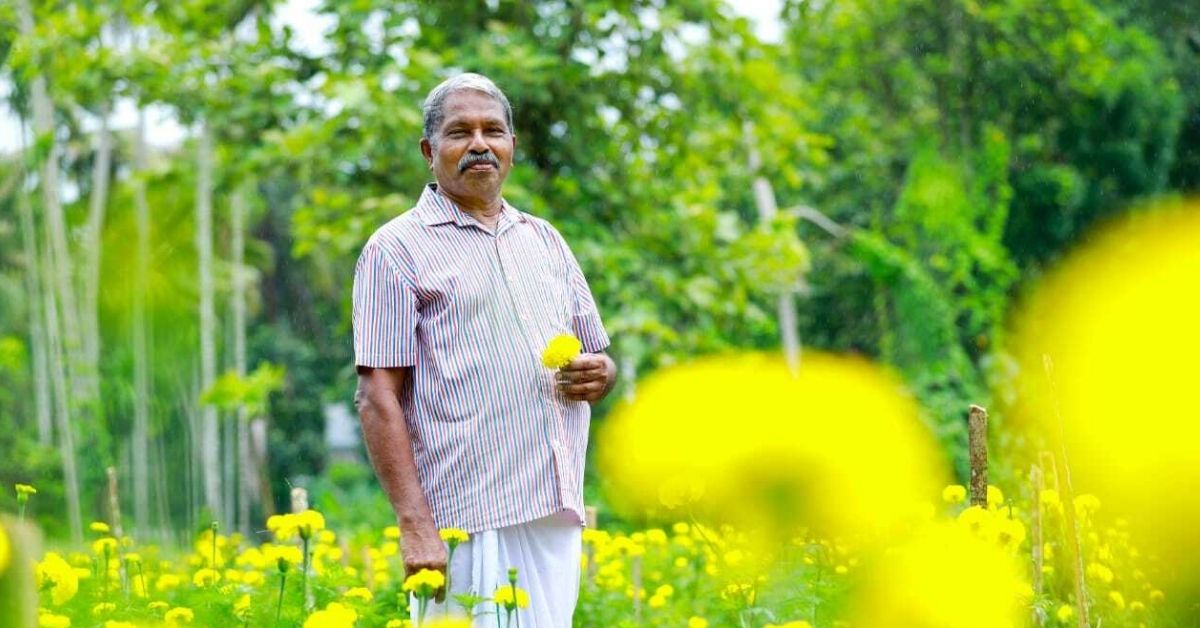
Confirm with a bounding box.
[440,90,508,126]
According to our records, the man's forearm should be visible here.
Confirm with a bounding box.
[356,389,436,530]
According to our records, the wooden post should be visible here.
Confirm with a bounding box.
[0,518,41,627]
[1031,463,1045,626]
[968,405,988,507]
[107,466,124,539]
[584,506,598,585]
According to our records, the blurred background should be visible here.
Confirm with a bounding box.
[0,0,1196,549]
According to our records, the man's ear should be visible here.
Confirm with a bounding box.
[419,137,433,168]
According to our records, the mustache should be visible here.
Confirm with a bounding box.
[458,151,501,172]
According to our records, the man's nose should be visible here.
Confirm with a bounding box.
[467,129,489,152]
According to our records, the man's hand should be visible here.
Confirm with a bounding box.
[556,352,617,403]
[400,520,449,602]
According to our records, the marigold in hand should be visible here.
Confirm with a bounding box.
[541,333,582,369]
[403,568,445,598]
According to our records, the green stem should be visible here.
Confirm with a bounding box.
[302,538,312,613]
[511,583,520,628]
[445,547,455,617]
[17,501,25,523]
[211,527,218,567]
[275,571,287,626]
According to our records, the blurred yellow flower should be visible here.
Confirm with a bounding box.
[1011,207,1200,570]
[192,567,221,587]
[303,602,358,628]
[1086,562,1114,585]
[37,612,70,628]
[598,353,947,541]
[493,584,531,610]
[88,522,110,534]
[91,538,117,557]
[941,484,967,504]
[439,527,469,548]
[155,573,182,592]
[36,552,79,606]
[15,483,37,496]
[1056,604,1075,623]
[1108,591,1126,610]
[344,586,373,602]
[296,510,326,540]
[986,485,1005,509]
[688,618,709,628]
[851,523,1026,628]
[403,568,445,598]
[104,622,136,628]
[541,333,582,369]
[234,594,251,619]
[165,607,195,625]
[0,522,9,576]
[91,602,116,616]
[383,526,401,540]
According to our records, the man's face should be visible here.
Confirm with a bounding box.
[421,90,516,203]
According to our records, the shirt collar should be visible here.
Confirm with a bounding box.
[416,183,525,230]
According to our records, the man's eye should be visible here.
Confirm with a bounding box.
[487,129,506,136]
[447,130,466,138]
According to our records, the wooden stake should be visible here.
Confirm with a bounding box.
[585,506,598,585]
[968,405,989,507]
[0,518,41,628]
[107,466,124,539]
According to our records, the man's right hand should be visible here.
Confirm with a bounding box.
[401,520,449,602]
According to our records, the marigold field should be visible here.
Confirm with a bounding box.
[1,479,1177,627]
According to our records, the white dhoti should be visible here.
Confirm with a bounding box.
[411,511,583,628]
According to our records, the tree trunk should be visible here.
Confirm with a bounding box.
[131,105,152,536]
[231,184,255,533]
[742,118,801,373]
[17,0,84,544]
[80,100,112,410]
[195,124,222,524]
[13,140,53,446]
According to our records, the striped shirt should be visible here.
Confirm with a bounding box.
[352,183,610,533]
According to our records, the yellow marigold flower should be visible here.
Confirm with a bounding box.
[1039,489,1060,508]
[439,527,470,548]
[242,570,265,587]
[36,552,79,606]
[956,505,995,538]
[1056,604,1075,622]
[91,602,116,616]
[541,333,582,369]
[295,509,326,540]
[1108,591,1126,610]
[493,584,531,610]
[88,521,110,534]
[91,537,117,557]
[343,586,373,602]
[123,553,141,564]
[149,601,169,612]
[835,565,849,575]
[15,483,37,496]
[1086,562,1114,585]
[996,517,1027,553]
[1130,600,1145,612]
[37,612,71,628]
[673,522,690,535]
[104,623,136,628]
[267,513,299,541]
[303,602,358,628]
[234,594,251,619]
[986,485,1005,509]
[942,484,967,504]
[723,549,745,566]
[165,607,195,625]
[402,568,445,598]
[688,618,709,628]
[0,522,10,576]
[1149,589,1164,603]
[381,541,400,557]
[318,530,336,545]
[193,567,221,587]
[155,573,182,592]
[383,525,401,540]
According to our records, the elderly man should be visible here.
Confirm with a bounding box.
[352,73,616,627]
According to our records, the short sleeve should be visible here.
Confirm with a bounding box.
[352,242,419,367]
[553,231,610,353]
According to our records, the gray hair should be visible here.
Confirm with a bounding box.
[422,73,514,143]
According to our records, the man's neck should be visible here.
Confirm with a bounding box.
[435,184,504,225]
